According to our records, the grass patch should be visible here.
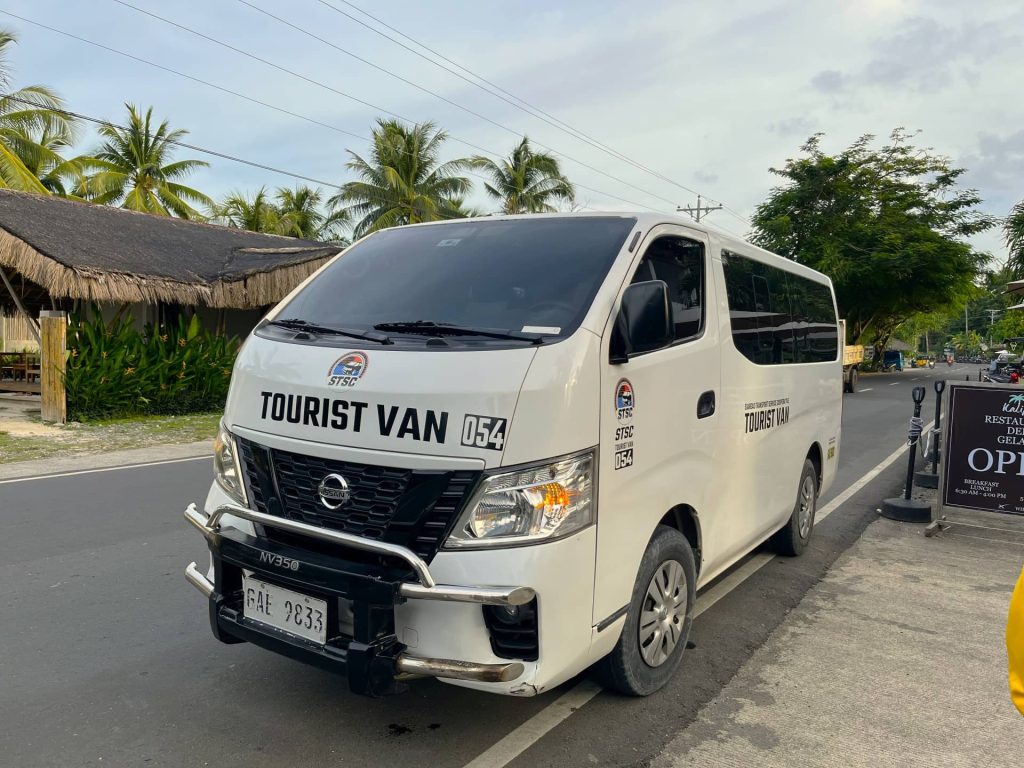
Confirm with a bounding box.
[0,412,221,465]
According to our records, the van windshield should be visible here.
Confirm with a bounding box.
[275,216,637,343]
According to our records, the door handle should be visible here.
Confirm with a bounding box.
[697,390,716,419]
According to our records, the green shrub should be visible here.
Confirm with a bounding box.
[65,306,239,421]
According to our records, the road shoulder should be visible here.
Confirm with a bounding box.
[0,439,211,481]
[652,513,1023,767]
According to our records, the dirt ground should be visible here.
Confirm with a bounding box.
[0,394,220,463]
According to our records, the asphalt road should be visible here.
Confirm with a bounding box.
[0,364,974,768]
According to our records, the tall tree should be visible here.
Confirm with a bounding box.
[276,185,348,242]
[7,122,88,196]
[1006,200,1024,278]
[750,129,995,360]
[211,187,281,233]
[0,29,78,193]
[330,119,471,237]
[81,104,211,218]
[470,137,575,214]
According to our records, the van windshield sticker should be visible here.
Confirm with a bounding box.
[521,325,561,334]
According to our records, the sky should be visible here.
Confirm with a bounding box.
[1,0,1021,260]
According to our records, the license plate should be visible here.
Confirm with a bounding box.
[242,575,327,645]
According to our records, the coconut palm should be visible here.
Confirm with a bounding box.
[211,187,282,233]
[0,30,79,193]
[276,185,349,242]
[470,137,575,214]
[6,122,89,196]
[80,104,212,218]
[330,119,471,237]
[1006,200,1024,278]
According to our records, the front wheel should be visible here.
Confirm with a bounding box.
[771,458,818,556]
[595,526,696,696]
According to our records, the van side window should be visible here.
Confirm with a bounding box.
[721,250,837,365]
[630,236,704,343]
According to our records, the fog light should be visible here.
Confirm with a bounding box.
[493,604,521,624]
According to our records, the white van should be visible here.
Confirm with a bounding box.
[184,213,841,697]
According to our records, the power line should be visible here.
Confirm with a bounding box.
[315,0,753,228]
[0,9,661,212]
[6,92,517,226]
[0,92,343,188]
[113,0,684,212]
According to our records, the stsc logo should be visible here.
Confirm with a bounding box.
[327,352,368,387]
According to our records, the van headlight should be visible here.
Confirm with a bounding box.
[445,449,595,549]
[213,421,248,506]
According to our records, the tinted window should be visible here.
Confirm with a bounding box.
[722,250,837,365]
[630,236,704,342]
[278,217,636,341]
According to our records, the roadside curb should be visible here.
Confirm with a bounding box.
[0,440,211,481]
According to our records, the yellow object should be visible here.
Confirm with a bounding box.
[1010,566,1024,716]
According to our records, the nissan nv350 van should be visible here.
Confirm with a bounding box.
[184,213,841,697]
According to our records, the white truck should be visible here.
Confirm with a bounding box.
[184,213,842,698]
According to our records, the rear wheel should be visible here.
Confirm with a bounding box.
[845,367,858,393]
[595,526,696,696]
[771,459,818,556]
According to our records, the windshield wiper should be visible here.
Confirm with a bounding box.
[373,320,546,344]
[267,318,392,344]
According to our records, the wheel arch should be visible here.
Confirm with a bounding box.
[658,504,702,576]
[806,442,823,490]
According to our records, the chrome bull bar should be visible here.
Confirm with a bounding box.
[183,502,530,685]
[184,502,535,606]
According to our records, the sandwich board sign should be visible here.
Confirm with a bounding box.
[938,381,1024,517]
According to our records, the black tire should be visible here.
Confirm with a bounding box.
[595,526,696,696]
[771,458,818,556]
[847,367,858,393]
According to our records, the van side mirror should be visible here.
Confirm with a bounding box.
[610,280,673,364]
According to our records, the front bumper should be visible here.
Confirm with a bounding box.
[183,502,534,696]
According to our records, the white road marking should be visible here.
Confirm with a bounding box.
[817,422,931,523]
[889,382,899,386]
[461,428,931,768]
[860,388,874,392]
[0,454,212,485]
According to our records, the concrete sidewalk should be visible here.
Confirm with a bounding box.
[654,511,1024,767]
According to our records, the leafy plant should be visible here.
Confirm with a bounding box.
[64,305,238,421]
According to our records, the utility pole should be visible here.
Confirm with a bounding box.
[677,194,723,223]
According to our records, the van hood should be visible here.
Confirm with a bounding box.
[224,335,537,466]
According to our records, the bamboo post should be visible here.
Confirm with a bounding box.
[40,310,66,424]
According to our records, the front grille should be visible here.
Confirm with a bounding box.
[236,437,479,561]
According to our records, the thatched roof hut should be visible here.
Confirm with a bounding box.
[0,189,342,314]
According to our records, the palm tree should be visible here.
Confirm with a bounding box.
[330,119,471,237]
[1006,200,1024,278]
[211,187,282,233]
[0,30,79,193]
[80,104,212,218]
[276,185,349,242]
[470,137,575,214]
[6,123,88,196]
